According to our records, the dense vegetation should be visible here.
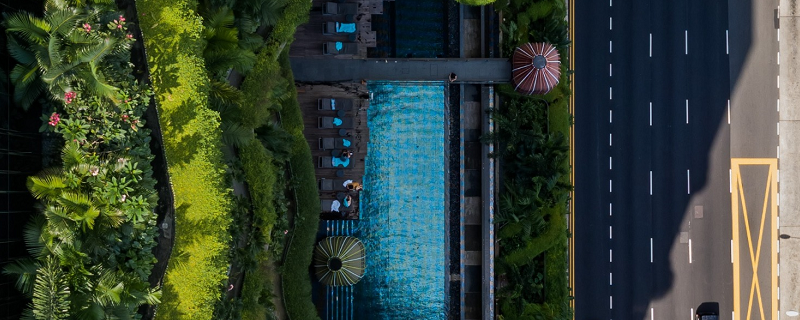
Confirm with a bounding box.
[2,0,161,318]
[138,0,310,318]
[136,0,234,317]
[490,0,573,319]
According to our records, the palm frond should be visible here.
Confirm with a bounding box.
[3,12,51,46]
[9,64,45,111]
[77,37,116,64]
[27,169,66,200]
[6,36,38,66]
[60,141,84,169]
[46,7,82,36]
[78,61,118,98]
[2,257,40,295]
[30,257,70,320]
[23,215,48,258]
[220,121,254,148]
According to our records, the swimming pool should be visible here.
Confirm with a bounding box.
[354,81,448,319]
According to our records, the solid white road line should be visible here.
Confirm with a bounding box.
[610,110,613,123]
[609,157,612,170]
[728,99,731,124]
[687,170,691,194]
[649,33,652,57]
[649,171,653,195]
[651,308,654,320]
[609,133,612,146]
[685,99,689,124]
[650,238,653,263]
[609,203,612,216]
[726,29,729,54]
[689,238,693,263]
[649,102,652,126]
[610,273,613,285]
[731,240,734,263]
[685,30,688,54]
[610,17,613,30]
[609,226,612,239]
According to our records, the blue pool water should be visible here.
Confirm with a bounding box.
[354,81,448,319]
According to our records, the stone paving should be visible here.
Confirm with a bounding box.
[779,0,800,317]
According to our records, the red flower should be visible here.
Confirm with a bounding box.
[64,91,76,104]
[48,113,60,127]
[126,34,133,40]
[119,15,126,22]
[83,23,91,33]
[122,114,129,121]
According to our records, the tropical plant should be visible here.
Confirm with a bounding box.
[455,0,496,6]
[4,0,137,110]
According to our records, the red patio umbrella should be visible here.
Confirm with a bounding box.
[512,43,561,95]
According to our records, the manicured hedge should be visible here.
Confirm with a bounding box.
[136,0,233,319]
[241,252,275,320]
[278,51,322,320]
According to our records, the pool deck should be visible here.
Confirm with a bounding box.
[296,82,370,220]
[291,58,511,83]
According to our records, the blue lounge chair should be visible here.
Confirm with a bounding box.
[324,21,356,35]
[319,116,354,129]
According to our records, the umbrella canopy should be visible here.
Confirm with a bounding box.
[512,43,561,95]
[313,236,366,286]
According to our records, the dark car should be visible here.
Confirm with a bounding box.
[696,311,719,320]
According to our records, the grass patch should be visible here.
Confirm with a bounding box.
[136,0,233,318]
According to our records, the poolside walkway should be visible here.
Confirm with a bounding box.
[290,58,511,83]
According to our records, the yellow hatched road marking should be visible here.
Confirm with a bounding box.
[731,158,778,320]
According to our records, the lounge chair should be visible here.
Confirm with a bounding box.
[319,178,351,191]
[319,137,352,150]
[322,2,357,15]
[323,41,358,55]
[318,98,354,111]
[319,156,351,168]
[319,116,354,129]
[321,199,353,213]
[323,21,357,35]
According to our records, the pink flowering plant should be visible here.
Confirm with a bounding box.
[8,3,163,316]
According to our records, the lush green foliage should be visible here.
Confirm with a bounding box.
[277,51,322,320]
[493,0,573,319]
[136,0,235,318]
[455,0,496,6]
[3,1,163,318]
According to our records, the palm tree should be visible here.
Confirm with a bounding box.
[4,1,126,110]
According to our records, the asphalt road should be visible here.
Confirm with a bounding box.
[573,0,780,318]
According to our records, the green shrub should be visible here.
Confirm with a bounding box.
[241,252,276,320]
[239,139,278,238]
[455,0,496,5]
[136,0,234,319]
[278,51,322,320]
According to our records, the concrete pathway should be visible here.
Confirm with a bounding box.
[290,58,511,83]
[779,0,800,317]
